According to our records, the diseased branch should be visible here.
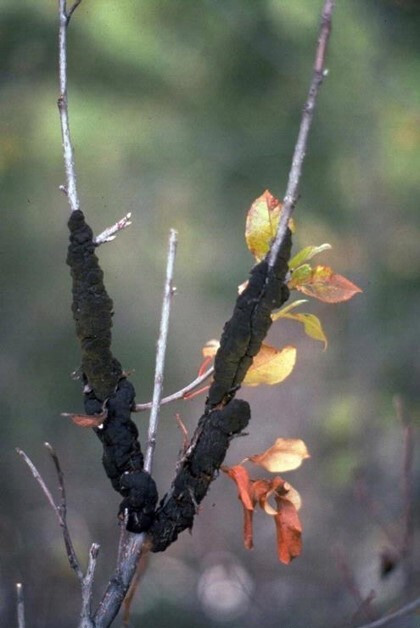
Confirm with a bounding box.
[134,366,214,412]
[55,1,336,625]
[353,596,420,628]
[16,583,25,628]
[58,0,82,213]
[268,0,335,269]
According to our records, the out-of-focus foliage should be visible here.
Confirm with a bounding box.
[0,1,419,627]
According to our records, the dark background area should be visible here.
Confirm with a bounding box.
[0,1,419,626]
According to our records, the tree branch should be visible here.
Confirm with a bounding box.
[16,446,84,581]
[58,0,82,212]
[94,212,133,246]
[94,229,178,628]
[144,228,178,473]
[80,543,100,628]
[353,597,420,628]
[17,445,99,627]
[268,0,335,269]
[134,366,214,412]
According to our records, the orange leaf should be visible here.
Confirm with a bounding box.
[274,497,302,564]
[244,508,254,550]
[291,265,362,303]
[243,344,296,387]
[248,437,310,472]
[62,412,107,428]
[255,476,286,515]
[222,465,255,551]
[222,465,254,511]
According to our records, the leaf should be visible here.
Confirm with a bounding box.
[289,243,332,270]
[222,465,254,511]
[290,263,312,286]
[290,265,363,303]
[274,497,303,564]
[257,478,302,513]
[222,465,255,549]
[62,412,107,428]
[256,476,286,515]
[245,190,289,262]
[223,467,304,561]
[278,311,328,349]
[202,339,220,358]
[248,438,310,472]
[243,344,296,387]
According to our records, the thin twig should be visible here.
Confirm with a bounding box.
[58,0,81,212]
[353,596,420,628]
[94,229,178,627]
[44,442,84,579]
[144,228,178,473]
[94,213,133,246]
[268,0,335,269]
[134,366,214,412]
[16,583,25,628]
[17,447,84,581]
[67,0,83,24]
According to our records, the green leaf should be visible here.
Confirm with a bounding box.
[289,263,312,286]
[289,243,331,270]
[286,313,328,349]
[272,302,327,349]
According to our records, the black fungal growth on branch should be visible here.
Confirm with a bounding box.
[148,398,250,551]
[207,228,292,408]
[146,229,292,550]
[67,209,122,401]
[67,210,157,532]
[66,209,292,546]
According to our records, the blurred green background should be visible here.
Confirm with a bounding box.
[1,1,419,626]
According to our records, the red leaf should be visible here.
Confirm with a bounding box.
[291,265,362,303]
